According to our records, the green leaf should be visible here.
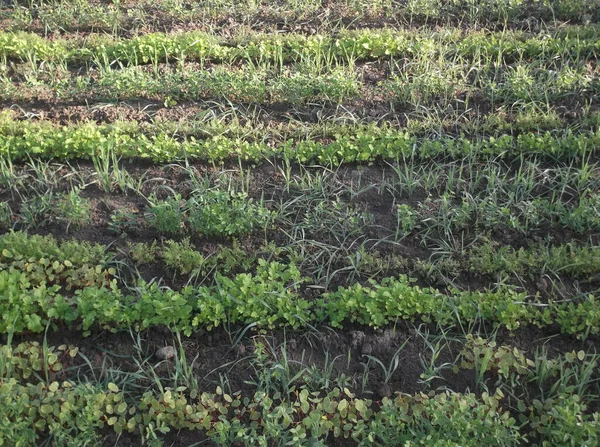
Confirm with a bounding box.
[355,399,366,413]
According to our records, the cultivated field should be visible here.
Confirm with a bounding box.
[0,0,599,445]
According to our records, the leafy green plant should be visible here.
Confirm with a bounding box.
[529,395,599,447]
[162,238,205,275]
[146,194,185,235]
[1,342,78,381]
[2,111,599,163]
[467,241,600,279]
[0,231,115,292]
[457,335,534,392]
[127,242,158,266]
[187,191,272,238]
[364,391,520,446]
[54,188,92,232]
[395,203,417,239]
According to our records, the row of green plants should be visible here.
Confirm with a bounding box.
[3,163,598,274]
[0,231,116,292]
[3,108,598,150]
[5,0,598,36]
[4,180,598,266]
[2,118,598,163]
[0,378,525,446]
[1,252,598,336]
[4,59,595,109]
[0,186,272,238]
[145,190,272,237]
[467,242,600,279]
[3,65,362,105]
[1,25,599,66]
[121,234,600,286]
[1,337,598,446]
[396,193,600,238]
[46,107,596,142]
[8,186,596,243]
[0,188,94,232]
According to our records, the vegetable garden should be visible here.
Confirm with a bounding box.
[0,0,599,445]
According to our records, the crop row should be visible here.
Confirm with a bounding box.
[400,194,600,235]
[1,250,598,337]
[2,109,597,153]
[4,61,596,110]
[3,192,599,295]
[0,379,533,446]
[2,339,598,446]
[95,189,600,240]
[1,118,598,163]
[9,186,596,241]
[5,0,598,37]
[0,106,582,142]
[1,26,599,66]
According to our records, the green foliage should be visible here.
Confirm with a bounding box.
[363,391,520,446]
[468,242,600,279]
[54,188,92,232]
[457,335,534,383]
[162,238,205,275]
[0,376,529,446]
[0,231,598,337]
[0,380,111,447]
[211,241,257,276]
[0,337,597,446]
[211,259,309,329]
[126,241,158,266]
[0,233,597,338]
[1,26,599,66]
[144,191,272,238]
[551,295,600,338]
[0,270,62,333]
[1,342,78,381]
[270,68,359,104]
[76,281,128,333]
[395,204,417,239]
[0,231,115,291]
[146,194,186,235]
[0,202,12,229]
[321,276,440,327]
[19,192,54,229]
[531,395,599,446]
[187,191,272,237]
[1,112,598,163]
